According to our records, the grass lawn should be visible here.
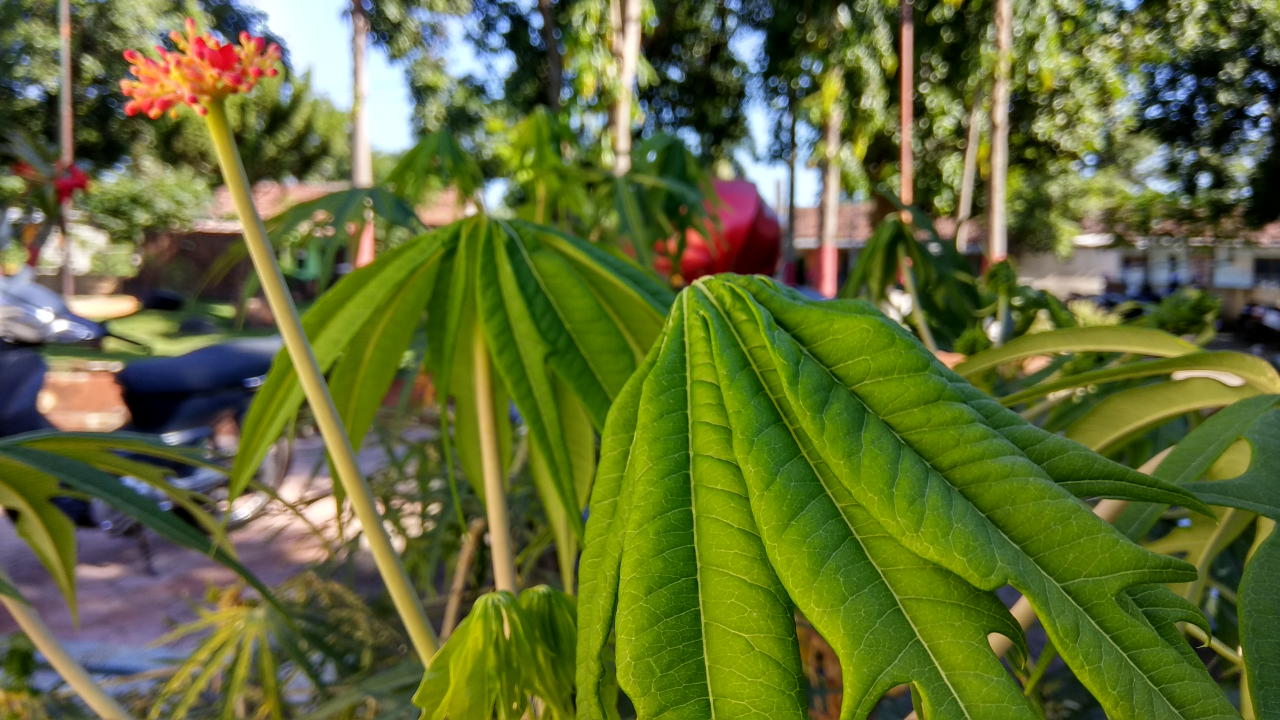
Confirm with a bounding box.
[43,300,286,367]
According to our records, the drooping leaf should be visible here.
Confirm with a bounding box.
[579,274,1235,720]
[1240,523,1280,718]
[998,351,1280,407]
[0,454,77,616]
[1114,395,1280,541]
[1064,377,1259,453]
[406,585,576,719]
[955,326,1199,378]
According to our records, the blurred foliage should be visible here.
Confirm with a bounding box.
[148,72,350,184]
[77,157,211,245]
[0,0,285,169]
[148,574,403,720]
[1132,0,1280,226]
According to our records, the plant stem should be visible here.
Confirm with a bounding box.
[473,322,519,593]
[0,568,137,720]
[897,243,938,352]
[995,288,1010,347]
[203,100,439,664]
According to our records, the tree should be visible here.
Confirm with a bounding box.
[1131,0,1280,227]
[0,0,285,169]
[149,72,350,183]
[77,157,212,245]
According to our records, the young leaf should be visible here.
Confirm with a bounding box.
[579,275,1236,720]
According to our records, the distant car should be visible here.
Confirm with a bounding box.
[1237,304,1280,345]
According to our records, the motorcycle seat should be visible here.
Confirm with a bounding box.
[116,336,283,395]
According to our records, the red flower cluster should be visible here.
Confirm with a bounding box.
[55,165,89,204]
[120,18,281,119]
[9,162,89,204]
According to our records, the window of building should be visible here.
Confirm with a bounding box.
[1256,258,1280,285]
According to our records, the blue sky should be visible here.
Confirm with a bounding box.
[244,0,820,207]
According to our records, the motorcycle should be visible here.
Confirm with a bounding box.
[1,267,290,539]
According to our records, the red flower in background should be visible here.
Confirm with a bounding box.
[120,17,281,119]
[54,165,89,204]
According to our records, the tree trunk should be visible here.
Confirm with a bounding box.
[351,2,373,189]
[59,0,74,298]
[538,0,563,111]
[351,1,376,268]
[611,0,641,176]
[989,0,1012,262]
[817,102,842,298]
[899,0,914,216]
[956,94,982,253]
[783,99,799,284]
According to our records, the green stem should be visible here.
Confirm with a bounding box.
[203,100,439,663]
[0,568,136,720]
[995,288,1010,348]
[472,322,519,593]
[897,244,938,353]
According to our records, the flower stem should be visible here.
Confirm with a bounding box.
[0,568,136,720]
[203,99,439,663]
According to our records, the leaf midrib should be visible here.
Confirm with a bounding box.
[682,294,719,720]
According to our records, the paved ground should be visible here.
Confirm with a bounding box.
[0,436,376,673]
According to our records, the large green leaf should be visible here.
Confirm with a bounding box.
[1241,524,1280,718]
[236,216,672,567]
[955,326,1199,377]
[578,274,1234,720]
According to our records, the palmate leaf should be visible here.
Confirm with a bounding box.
[235,216,672,578]
[578,274,1234,720]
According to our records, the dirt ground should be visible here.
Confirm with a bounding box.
[0,437,378,673]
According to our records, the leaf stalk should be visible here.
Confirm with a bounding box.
[0,568,137,720]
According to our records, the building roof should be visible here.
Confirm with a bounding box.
[789,202,1280,249]
[789,203,984,249]
[193,181,471,233]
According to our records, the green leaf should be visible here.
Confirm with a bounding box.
[1241,524,1280,718]
[414,591,535,720]
[0,455,77,616]
[238,215,671,564]
[999,351,1280,407]
[579,274,1235,720]
[232,232,448,497]
[1,445,276,608]
[1114,395,1280,540]
[1064,378,1259,453]
[955,326,1199,378]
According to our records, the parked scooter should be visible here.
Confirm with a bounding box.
[0,267,290,537]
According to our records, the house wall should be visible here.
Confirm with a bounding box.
[1015,248,1122,298]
